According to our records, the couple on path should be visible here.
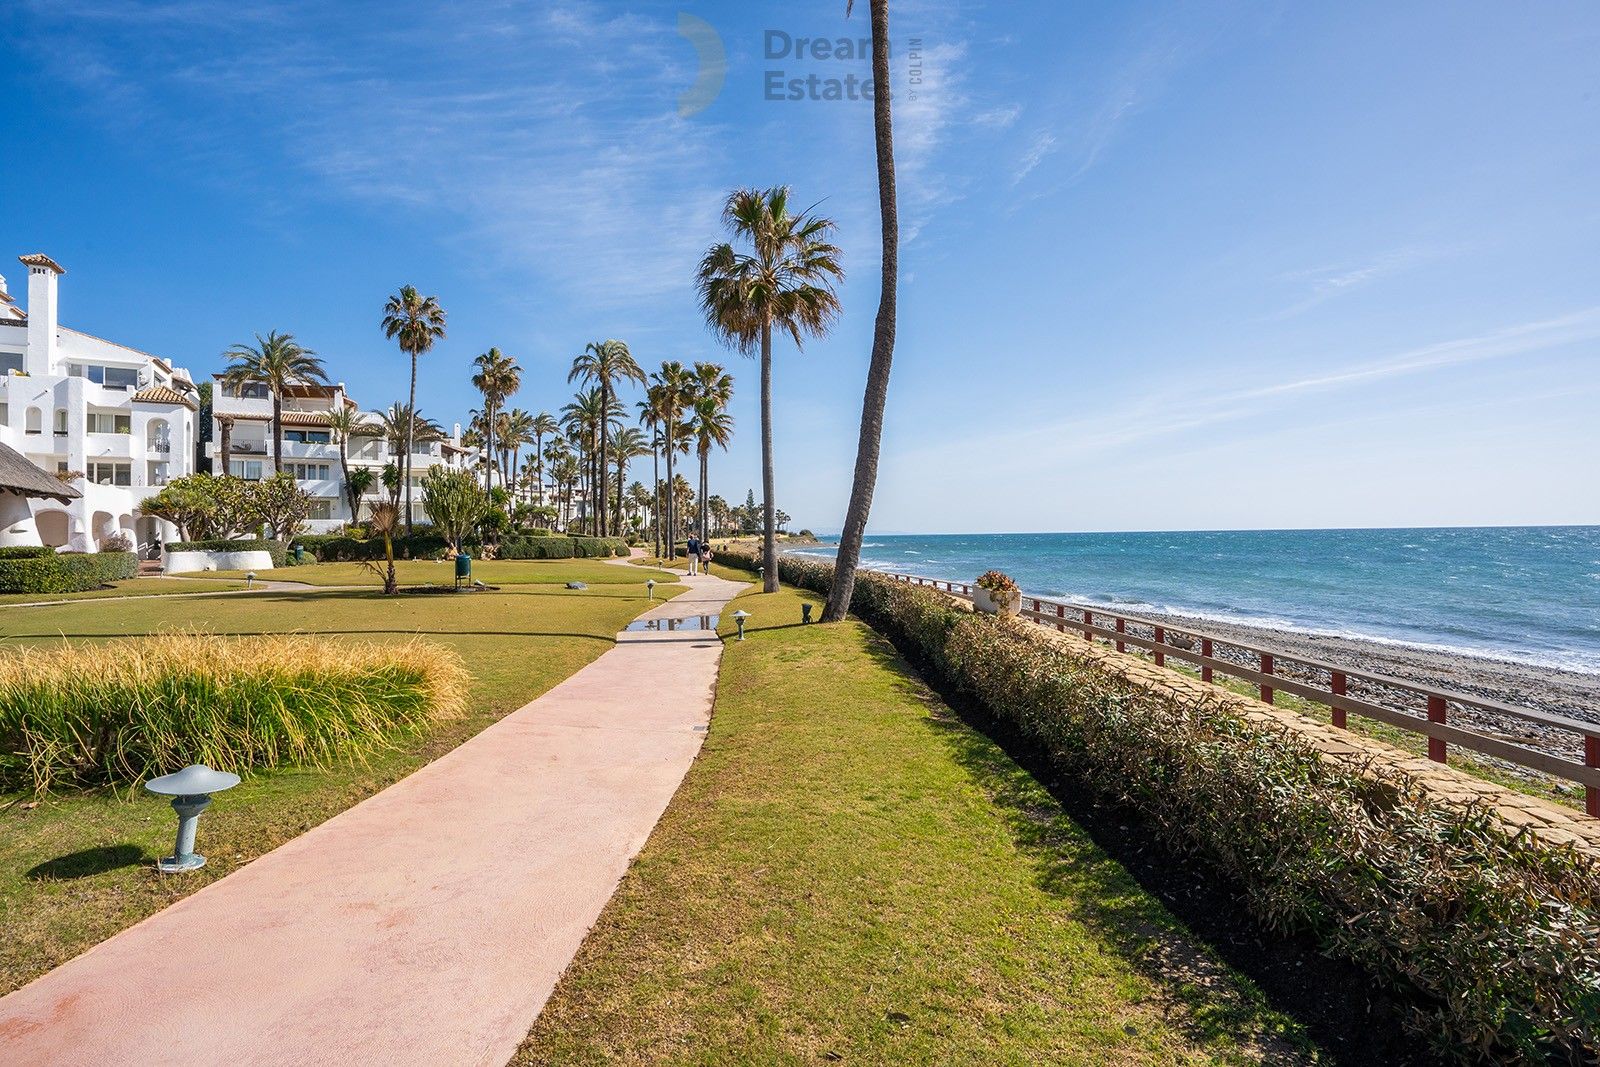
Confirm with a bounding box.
[685,534,712,576]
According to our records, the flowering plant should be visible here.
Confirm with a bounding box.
[976,569,1019,594]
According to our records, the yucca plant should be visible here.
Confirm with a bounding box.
[0,633,468,793]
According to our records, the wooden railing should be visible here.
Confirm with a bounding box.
[880,570,1600,818]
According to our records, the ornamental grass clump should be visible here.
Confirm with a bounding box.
[713,544,1600,1062]
[0,634,468,794]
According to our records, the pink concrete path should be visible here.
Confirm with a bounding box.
[0,570,746,1067]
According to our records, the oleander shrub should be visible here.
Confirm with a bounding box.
[716,545,1600,1062]
[0,633,470,793]
[499,536,576,560]
[168,538,287,566]
[0,550,138,594]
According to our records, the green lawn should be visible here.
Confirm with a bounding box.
[0,564,684,995]
[0,576,248,606]
[518,585,1314,1065]
[183,558,669,587]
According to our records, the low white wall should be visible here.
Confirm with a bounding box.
[163,549,274,573]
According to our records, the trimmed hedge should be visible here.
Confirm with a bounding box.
[499,536,575,560]
[169,538,287,566]
[717,546,1600,1062]
[0,546,54,561]
[569,536,629,558]
[292,533,460,562]
[0,550,138,594]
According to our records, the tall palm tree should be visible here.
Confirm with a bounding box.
[500,408,536,501]
[644,363,691,558]
[530,411,558,508]
[568,340,645,536]
[375,403,444,487]
[697,187,843,591]
[381,286,447,531]
[216,413,235,476]
[220,331,329,475]
[610,426,649,535]
[826,0,901,622]
[689,361,734,539]
[561,388,605,535]
[471,347,521,492]
[324,406,371,521]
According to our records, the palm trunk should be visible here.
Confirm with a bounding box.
[699,450,709,544]
[824,0,898,623]
[651,440,661,558]
[405,353,417,534]
[597,383,610,537]
[338,435,354,519]
[218,416,233,477]
[664,432,675,560]
[615,450,625,537]
[483,402,495,493]
[535,435,545,508]
[271,393,284,474]
[759,318,778,593]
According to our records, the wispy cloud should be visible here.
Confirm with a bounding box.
[1270,245,1448,319]
[1012,131,1057,183]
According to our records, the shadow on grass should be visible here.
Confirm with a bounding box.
[4,630,620,643]
[849,627,1436,1066]
[27,844,147,881]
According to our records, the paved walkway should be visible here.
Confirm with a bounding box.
[0,569,746,1066]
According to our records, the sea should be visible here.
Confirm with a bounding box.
[787,527,1600,675]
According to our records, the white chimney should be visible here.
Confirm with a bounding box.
[0,273,8,297]
[20,254,64,375]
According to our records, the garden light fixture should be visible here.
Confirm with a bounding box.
[802,603,813,624]
[647,578,657,601]
[245,571,256,590]
[144,764,241,873]
[732,609,751,640]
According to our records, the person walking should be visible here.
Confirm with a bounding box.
[699,538,713,576]
[685,532,701,575]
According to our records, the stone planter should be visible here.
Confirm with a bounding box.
[973,584,1021,617]
[163,548,274,574]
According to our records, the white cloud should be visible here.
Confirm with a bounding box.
[1012,131,1057,183]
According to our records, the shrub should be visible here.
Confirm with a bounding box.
[168,538,287,566]
[0,551,138,594]
[0,633,469,793]
[100,531,134,553]
[499,536,575,560]
[0,546,53,561]
[715,544,1600,1062]
[291,533,464,562]
[569,536,629,558]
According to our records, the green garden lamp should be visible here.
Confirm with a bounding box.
[802,603,813,624]
[245,571,256,590]
[144,764,241,873]
[647,578,657,601]
[731,609,751,640]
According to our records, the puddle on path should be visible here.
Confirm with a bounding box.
[624,614,721,633]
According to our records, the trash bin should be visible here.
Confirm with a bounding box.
[293,543,304,563]
[455,553,472,589]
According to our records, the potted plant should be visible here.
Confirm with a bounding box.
[973,570,1021,617]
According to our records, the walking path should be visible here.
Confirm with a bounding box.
[0,569,747,1066]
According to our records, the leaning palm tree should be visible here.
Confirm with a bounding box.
[530,411,559,508]
[471,347,521,492]
[826,0,900,622]
[697,187,843,591]
[220,331,329,475]
[381,286,447,532]
[568,340,645,537]
[324,406,370,521]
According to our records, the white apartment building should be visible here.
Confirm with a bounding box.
[0,254,198,553]
[210,378,484,534]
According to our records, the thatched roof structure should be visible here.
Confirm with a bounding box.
[0,442,79,503]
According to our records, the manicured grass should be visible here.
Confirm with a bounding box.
[184,558,672,587]
[0,577,248,606]
[518,586,1313,1065]
[0,573,683,995]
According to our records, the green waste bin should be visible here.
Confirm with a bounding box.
[455,553,472,588]
[293,543,304,563]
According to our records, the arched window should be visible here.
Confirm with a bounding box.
[25,407,42,435]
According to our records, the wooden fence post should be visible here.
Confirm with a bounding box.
[1082,609,1092,642]
[1331,671,1347,729]
[1055,603,1065,633]
[1153,626,1165,666]
[1260,653,1275,704]
[1427,694,1447,763]
[1115,617,1125,653]
[1200,637,1212,682]
[1587,736,1599,818]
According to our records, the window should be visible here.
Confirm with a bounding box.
[284,430,331,444]
[87,461,132,487]
[25,408,41,435]
[0,402,8,423]
[0,353,21,374]
[75,364,139,389]
[286,462,331,481]
[224,381,270,399]
[87,412,132,434]
[229,459,264,481]
[308,498,334,520]
[53,409,68,436]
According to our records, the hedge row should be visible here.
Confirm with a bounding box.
[168,539,288,567]
[569,536,629,558]
[0,550,138,594]
[292,533,456,562]
[498,536,574,560]
[716,546,1600,1062]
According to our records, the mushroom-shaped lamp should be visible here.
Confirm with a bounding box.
[731,609,751,641]
[802,602,813,624]
[144,764,241,873]
[646,578,657,601]
[245,571,256,590]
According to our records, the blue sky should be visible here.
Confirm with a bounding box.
[5,0,1598,533]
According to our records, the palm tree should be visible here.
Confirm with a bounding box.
[561,388,605,535]
[644,363,691,558]
[826,0,900,622]
[689,361,734,539]
[697,187,843,591]
[471,347,521,492]
[324,406,370,522]
[500,408,536,501]
[530,411,558,508]
[381,286,447,531]
[610,426,649,535]
[375,402,443,512]
[216,413,235,476]
[568,340,645,537]
[220,331,329,475]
